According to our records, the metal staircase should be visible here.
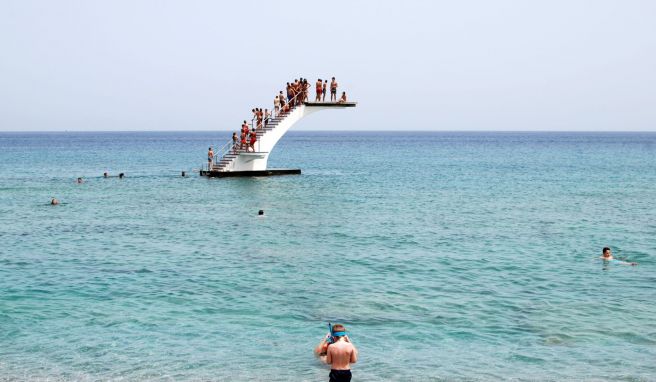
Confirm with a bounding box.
[210,94,302,172]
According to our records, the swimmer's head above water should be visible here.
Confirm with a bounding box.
[601,247,612,259]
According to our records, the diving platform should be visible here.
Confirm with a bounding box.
[304,102,357,108]
[202,98,356,177]
[200,168,301,178]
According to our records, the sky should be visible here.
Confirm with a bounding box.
[1,0,655,131]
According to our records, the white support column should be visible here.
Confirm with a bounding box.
[226,103,355,172]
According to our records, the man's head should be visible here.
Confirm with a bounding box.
[332,77,335,80]
[602,247,611,256]
[331,324,347,340]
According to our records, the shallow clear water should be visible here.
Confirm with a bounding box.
[0,131,655,381]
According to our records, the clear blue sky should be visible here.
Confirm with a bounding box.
[1,0,655,131]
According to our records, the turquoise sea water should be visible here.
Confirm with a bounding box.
[1,131,655,381]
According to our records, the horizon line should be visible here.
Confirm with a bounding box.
[1,129,656,134]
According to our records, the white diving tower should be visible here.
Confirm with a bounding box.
[201,100,356,177]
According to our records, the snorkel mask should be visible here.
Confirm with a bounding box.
[327,323,347,344]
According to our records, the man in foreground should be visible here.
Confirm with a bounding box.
[314,324,358,382]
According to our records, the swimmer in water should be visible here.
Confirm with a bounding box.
[600,247,637,266]
[77,177,83,184]
[51,197,59,205]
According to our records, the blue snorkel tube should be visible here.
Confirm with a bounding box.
[327,322,334,344]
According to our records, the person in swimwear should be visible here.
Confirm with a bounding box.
[338,91,347,103]
[249,131,257,152]
[264,109,271,127]
[242,120,250,136]
[304,78,310,102]
[50,197,59,205]
[256,108,263,129]
[291,79,299,105]
[314,324,358,382]
[601,247,637,265]
[232,132,238,152]
[330,77,338,102]
[207,147,214,169]
[322,80,327,102]
[315,79,323,102]
[274,95,280,117]
[240,132,247,151]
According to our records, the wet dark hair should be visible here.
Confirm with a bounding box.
[602,247,611,254]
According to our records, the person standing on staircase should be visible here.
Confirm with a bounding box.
[291,80,297,105]
[330,77,338,102]
[264,109,271,127]
[240,132,247,151]
[249,131,257,152]
[274,95,280,117]
[256,108,263,129]
[286,82,292,104]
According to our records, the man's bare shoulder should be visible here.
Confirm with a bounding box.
[329,341,354,352]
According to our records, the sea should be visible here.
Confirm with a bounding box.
[0,131,654,381]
